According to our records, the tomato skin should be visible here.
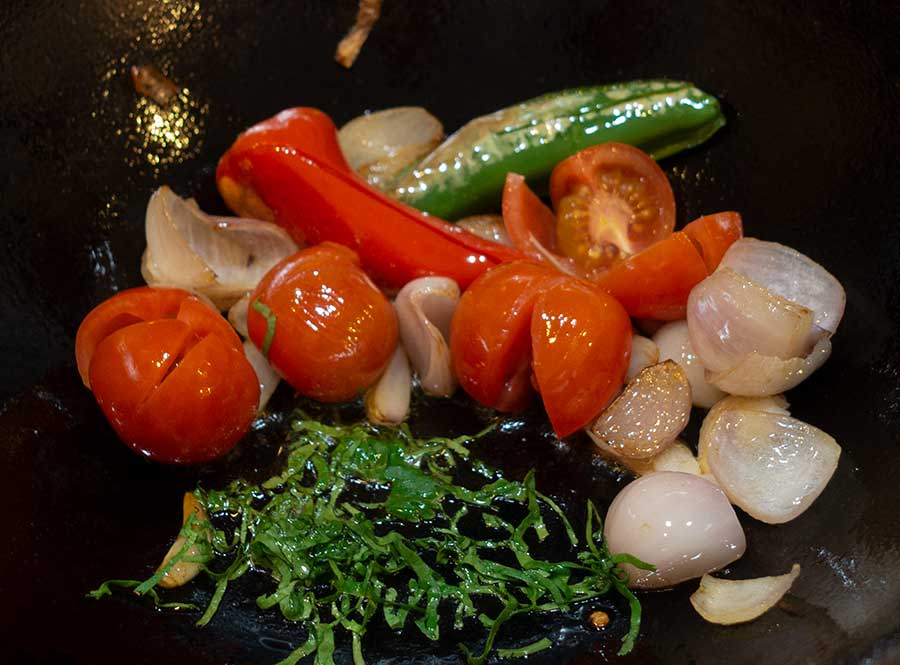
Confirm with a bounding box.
[593,232,709,320]
[502,173,558,258]
[450,261,564,411]
[248,242,398,402]
[77,287,259,464]
[531,280,632,437]
[549,143,676,270]
[683,211,743,271]
[451,261,631,437]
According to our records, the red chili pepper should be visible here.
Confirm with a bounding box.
[216,108,522,289]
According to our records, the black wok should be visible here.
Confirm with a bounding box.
[1,1,899,663]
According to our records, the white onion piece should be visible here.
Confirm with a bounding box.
[456,215,512,246]
[365,344,412,425]
[687,268,816,374]
[394,277,459,397]
[700,400,841,524]
[338,107,443,188]
[242,340,281,413]
[158,493,209,589]
[228,293,251,339]
[709,336,832,397]
[604,472,746,589]
[720,238,845,335]
[691,564,800,625]
[653,320,724,408]
[142,187,299,310]
[589,361,691,460]
[626,335,659,382]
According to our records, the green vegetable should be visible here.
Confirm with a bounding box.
[392,79,725,219]
[91,415,651,663]
[252,299,277,357]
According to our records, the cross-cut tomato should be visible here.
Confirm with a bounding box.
[450,261,631,437]
[247,242,398,402]
[75,287,259,464]
[550,143,676,271]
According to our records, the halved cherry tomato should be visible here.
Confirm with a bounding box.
[76,287,259,463]
[593,232,709,320]
[247,242,398,402]
[450,261,565,412]
[531,279,632,437]
[683,211,743,271]
[549,143,676,271]
[451,261,631,436]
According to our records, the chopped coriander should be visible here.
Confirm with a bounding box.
[251,299,277,357]
[90,415,651,663]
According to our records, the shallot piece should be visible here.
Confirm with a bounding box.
[589,361,691,460]
[720,238,845,335]
[243,340,281,413]
[604,472,746,589]
[456,215,513,246]
[630,441,702,476]
[626,334,660,382]
[142,187,299,310]
[687,267,832,395]
[228,293,251,339]
[339,107,443,189]
[157,493,209,589]
[653,320,724,408]
[130,64,179,106]
[394,277,460,397]
[699,395,841,524]
[691,564,801,625]
[335,0,382,68]
[365,344,412,425]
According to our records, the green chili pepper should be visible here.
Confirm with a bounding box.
[391,80,725,219]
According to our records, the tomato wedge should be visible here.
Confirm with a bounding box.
[247,243,398,402]
[451,261,631,436]
[549,143,676,270]
[593,232,709,320]
[531,279,632,437]
[76,287,258,463]
[450,261,564,411]
[683,211,743,271]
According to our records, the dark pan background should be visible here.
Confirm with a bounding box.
[1,1,899,664]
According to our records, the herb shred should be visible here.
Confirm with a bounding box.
[91,415,649,664]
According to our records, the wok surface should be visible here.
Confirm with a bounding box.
[1,1,899,664]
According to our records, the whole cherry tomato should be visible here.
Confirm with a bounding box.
[451,261,631,437]
[75,287,259,464]
[247,242,398,402]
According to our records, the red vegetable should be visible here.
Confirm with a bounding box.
[550,142,676,271]
[247,242,398,402]
[75,287,259,464]
[683,211,744,271]
[451,261,631,437]
[593,232,709,320]
[217,108,522,289]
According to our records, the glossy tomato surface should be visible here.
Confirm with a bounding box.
[247,242,398,402]
[77,288,259,463]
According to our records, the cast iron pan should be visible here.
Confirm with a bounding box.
[2,1,899,663]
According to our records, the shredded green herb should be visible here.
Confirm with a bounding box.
[91,415,651,663]
[251,299,277,357]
